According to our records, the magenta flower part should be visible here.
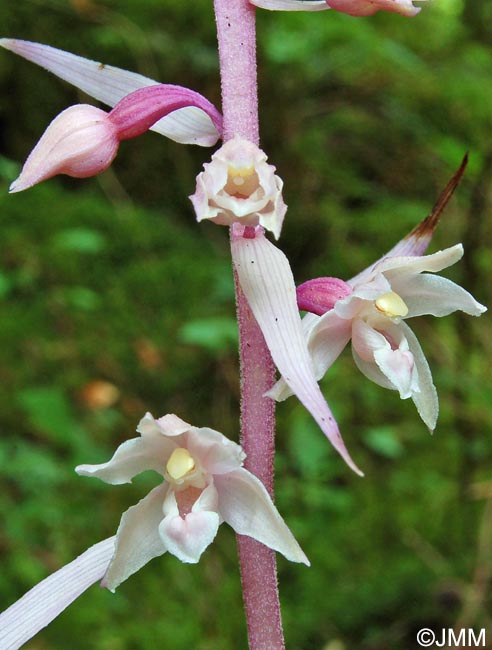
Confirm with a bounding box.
[108,85,222,141]
[0,39,221,146]
[297,277,353,315]
[249,0,425,16]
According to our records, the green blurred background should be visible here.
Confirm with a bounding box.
[0,1,491,648]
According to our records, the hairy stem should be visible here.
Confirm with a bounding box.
[213,1,285,648]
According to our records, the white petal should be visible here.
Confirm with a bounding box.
[304,310,352,380]
[352,318,391,363]
[186,427,245,475]
[103,484,168,591]
[0,537,115,650]
[353,345,396,391]
[376,244,464,278]
[400,322,438,431]
[250,0,328,9]
[0,39,220,146]
[215,468,309,565]
[392,273,487,318]
[232,227,362,476]
[76,433,175,484]
[350,244,464,287]
[373,346,417,400]
[159,487,220,563]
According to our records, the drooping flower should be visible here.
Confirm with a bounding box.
[190,136,287,239]
[249,0,425,17]
[231,223,363,475]
[9,84,223,193]
[0,39,222,146]
[268,159,486,430]
[76,412,309,591]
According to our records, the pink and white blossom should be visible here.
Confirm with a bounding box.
[249,0,425,16]
[190,137,287,239]
[271,242,486,431]
[76,412,309,591]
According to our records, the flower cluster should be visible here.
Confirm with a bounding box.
[0,4,487,647]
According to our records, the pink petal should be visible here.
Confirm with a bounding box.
[103,485,168,591]
[9,105,119,193]
[159,486,220,564]
[0,537,115,650]
[140,412,191,437]
[108,84,222,141]
[231,225,362,476]
[215,468,310,565]
[0,39,221,146]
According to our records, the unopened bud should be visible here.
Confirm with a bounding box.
[10,105,119,193]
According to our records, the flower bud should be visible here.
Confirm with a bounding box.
[10,105,119,193]
[189,136,287,239]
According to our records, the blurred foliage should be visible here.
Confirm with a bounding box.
[0,1,491,649]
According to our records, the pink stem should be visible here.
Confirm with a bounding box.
[213,1,285,649]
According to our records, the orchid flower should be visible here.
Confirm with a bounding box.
[190,136,287,239]
[189,134,362,474]
[249,0,426,17]
[268,159,487,431]
[0,413,307,649]
[76,412,309,591]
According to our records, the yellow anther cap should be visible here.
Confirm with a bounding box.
[375,291,409,318]
[166,448,196,480]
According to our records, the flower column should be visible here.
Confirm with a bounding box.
[213,1,285,649]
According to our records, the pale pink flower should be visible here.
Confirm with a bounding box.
[190,136,287,239]
[268,159,486,431]
[0,413,307,648]
[249,0,425,16]
[76,412,309,591]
